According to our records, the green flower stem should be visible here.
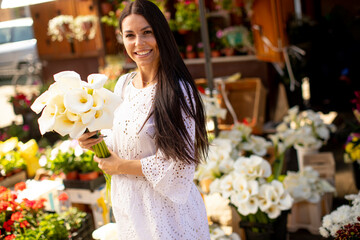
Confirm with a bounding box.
[248,214,258,233]
[273,153,285,180]
[93,140,112,203]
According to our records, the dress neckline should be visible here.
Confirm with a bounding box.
[129,72,157,90]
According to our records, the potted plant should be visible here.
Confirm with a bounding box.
[185,44,197,59]
[169,1,201,33]
[45,140,83,179]
[0,137,27,178]
[197,42,205,58]
[78,151,100,181]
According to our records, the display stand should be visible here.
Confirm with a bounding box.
[65,185,110,229]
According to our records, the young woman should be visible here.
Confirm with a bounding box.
[78,0,210,239]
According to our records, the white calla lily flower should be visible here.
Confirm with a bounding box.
[91,92,105,110]
[38,104,58,134]
[52,114,77,137]
[49,94,66,115]
[69,121,88,139]
[244,196,259,214]
[83,74,108,89]
[53,71,81,82]
[87,108,114,132]
[31,91,51,114]
[80,109,96,125]
[64,89,93,114]
[66,110,80,122]
[279,193,293,210]
[95,88,122,111]
[266,205,281,219]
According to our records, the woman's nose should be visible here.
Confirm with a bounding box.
[135,35,144,46]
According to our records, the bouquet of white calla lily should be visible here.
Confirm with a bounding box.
[31,71,121,201]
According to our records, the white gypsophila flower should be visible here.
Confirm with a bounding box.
[322,214,333,229]
[319,227,330,238]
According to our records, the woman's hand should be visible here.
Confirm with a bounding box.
[77,131,104,151]
[94,149,127,175]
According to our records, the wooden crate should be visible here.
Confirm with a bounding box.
[303,152,336,215]
[288,152,336,234]
[217,78,267,134]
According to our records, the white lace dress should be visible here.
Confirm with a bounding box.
[103,73,210,240]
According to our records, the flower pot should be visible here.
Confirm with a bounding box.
[211,50,221,57]
[79,171,99,181]
[198,52,205,58]
[352,161,360,190]
[178,29,190,35]
[65,171,79,180]
[223,48,235,56]
[294,144,320,172]
[239,211,289,240]
[186,52,197,59]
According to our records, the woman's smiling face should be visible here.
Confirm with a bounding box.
[121,14,160,69]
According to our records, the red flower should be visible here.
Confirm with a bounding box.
[0,202,9,211]
[32,198,46,210]
[58,192,69,201]
[0,186,7,194]
[22,198,35,209]
[15,182,26,191]
[20,220,30,228]
[5,234,16,240]
[3,220,14,232]
[11,211,23,221]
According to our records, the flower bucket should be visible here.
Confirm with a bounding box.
[294,144,320,172]
[239,211,289,240]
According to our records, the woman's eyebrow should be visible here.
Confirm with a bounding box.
[124,26,151,33]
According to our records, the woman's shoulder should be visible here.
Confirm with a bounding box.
[113,72,134,95]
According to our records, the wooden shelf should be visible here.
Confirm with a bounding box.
[183,55,257,65]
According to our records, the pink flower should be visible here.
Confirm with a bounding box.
[22,125,30,131]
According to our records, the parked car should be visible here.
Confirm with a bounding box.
[0,17,39,77]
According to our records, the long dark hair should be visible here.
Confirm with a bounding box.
[119,0,208,165]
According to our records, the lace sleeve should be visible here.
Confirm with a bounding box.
[140,82,196,204]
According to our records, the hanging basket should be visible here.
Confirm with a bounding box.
[239,211,289,240]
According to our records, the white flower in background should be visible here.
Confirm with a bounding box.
[320,194,360,239]
[271,105,336,152]
[209,224,241,240]
[283,166,335,203]
[209,155,293,220]
[48,15,75,41]
[73,15,97,41]
[241,135,272,157]
[31,71,121,139]
[201,94,227,119]
[233,155,272,180]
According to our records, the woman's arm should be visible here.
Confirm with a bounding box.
[93,150,144,176]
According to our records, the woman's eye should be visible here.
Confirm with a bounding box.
[144,30,152,35]
[125,34,134,38]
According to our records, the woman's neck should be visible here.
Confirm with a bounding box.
[134,66,158,88]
